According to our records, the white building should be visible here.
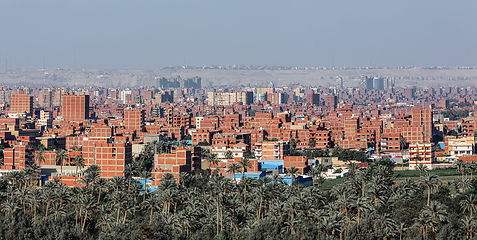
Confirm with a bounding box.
[409,143,435,170]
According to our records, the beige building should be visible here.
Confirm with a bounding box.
[254,141,290,160]
[447,137,474,160]
[207,92,253,106]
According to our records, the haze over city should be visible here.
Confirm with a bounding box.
[1,0,477,69]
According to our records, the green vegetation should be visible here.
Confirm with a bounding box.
[321,177,346,191]
[3,156,477,239]
[181,135,191,140]
[331,147,367,162]
[442,109,469,120]
[197,141,211,146]
[394,168,459,179]
[263,137,278,142]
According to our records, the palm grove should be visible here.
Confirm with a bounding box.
[2,145,477,239]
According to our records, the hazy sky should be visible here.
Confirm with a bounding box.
[0,0,476,69]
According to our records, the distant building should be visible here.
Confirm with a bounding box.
[157,76,201,89]
[373,77,384,90]
[362,76,374,92]
[124,109,145,131]
[61,94,90,122]
[38,90,53,108]
[325,95,338,109]
[306,93,320,106]
[267,92,287,104]
[207,91,253,106]
[336,76,344,89]
[10,91,33,116]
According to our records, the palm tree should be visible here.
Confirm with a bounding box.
[425,200,447,225]
[14,187,31,214]
[455,159,464,177]
[460,194,477,236]
[1,199,20,223]
[35,147,46,168]
[72,155,85,184]
[286,167,300,185]
[25,164,41,187]
[399,137,408,169]
[49,202,67,220]
[416,209,434,238]
[139,170,152,201]
[226,163,242,182]
[239,157,252,178]
[309,164,327,188]
[470,161,477,180]
[55,149,69,178]
[358,167,373,196]
[308,139,316,149]
[210,176,230,235]
[91,178,107,205]
[461,216,475,239]
[80,194,96,232]
[417,163,428,178]
[461,194,477,217]
[347,162,359,178]
[421,174,441,206]
[206,153,219,169]
[224,150,234,160]
[355,196,372,226]
[124,163,138,191]
[396,222,407,240]
[109,176,125,192]
[143,192,161,225]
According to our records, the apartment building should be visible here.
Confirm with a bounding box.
[409,143,435,170]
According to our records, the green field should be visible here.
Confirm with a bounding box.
[321,177,346,191]
[393,168,459,179]
[321,167,462,191]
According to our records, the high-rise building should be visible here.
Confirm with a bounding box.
[10,91,33,115]
[325,95,338,109]
[336,76,344,89]
[411,109,433,143]
[267,92,287,104]
[61,94,90,122]
[404,88,415,100]
[306,93,320,106]
[207,92,253,106]
[39,90,52,108]
[0,90,11,104]
[157,76,201,89]
[373,77,384,90]
[52,90,65,107]
[362,76,374,92]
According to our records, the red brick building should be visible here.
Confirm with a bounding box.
[10,92,33,115]
[82,138,132,178]
[306,93,320,106]
[124,109,145,130]
[62,94,90,122]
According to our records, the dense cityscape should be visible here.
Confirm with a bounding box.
[0,73,475,239]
